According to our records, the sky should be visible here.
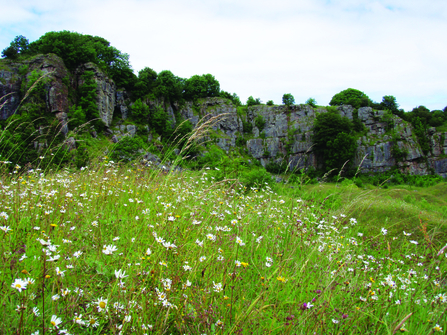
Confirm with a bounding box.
[1,0,446,111]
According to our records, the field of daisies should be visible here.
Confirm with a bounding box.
[1,161,446,334]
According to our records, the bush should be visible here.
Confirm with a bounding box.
[239,167,272,189]
[306,97,317,108]
[329,88,372,109]
[254,115,266,132]
[110,136,145,162]
[266,100,274,106]
[312,110,357,172]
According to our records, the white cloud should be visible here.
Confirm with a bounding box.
[1,0,446,110]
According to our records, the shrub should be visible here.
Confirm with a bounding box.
[254,115,266,132]
[110,136,145,162]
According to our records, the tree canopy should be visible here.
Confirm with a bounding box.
[282,93,295,106]
[183,74,220,101]
[329,88,372,109]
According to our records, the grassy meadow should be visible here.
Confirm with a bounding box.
[0,160,446,335]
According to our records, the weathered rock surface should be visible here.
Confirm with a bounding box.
[1,54,447,177]
[76,62,115,127]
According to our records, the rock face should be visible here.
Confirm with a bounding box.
[1,54,447,177]
[76,62,115,127]
[0,54,69,123]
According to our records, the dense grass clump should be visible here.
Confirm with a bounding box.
[0,162,446,334]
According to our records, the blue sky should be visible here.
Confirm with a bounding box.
[1,0,446,111]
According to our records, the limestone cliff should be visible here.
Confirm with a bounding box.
[1,54,446,177]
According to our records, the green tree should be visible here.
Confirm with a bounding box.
[282,93,295,106]
[154,70,184,103]
[266,100,274,106]
[76,71,103,130]
[247,96,261,106]
[220,91,242,106]
[183,74,220,101]
[131,99,150,122]
[312,110,357,172]
[306,97,317,108]
[1,35,29,60]
[380,95,399,112]
[329,88,372,109]
[134,67,158,99]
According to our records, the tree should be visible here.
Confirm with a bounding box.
[380,96,399,112]
[134,67,158,99]
[282,93,295,106]
[246,96,261,106]
[183,74,220,101]
[131,99,150,122]
[329,88,372,109]
[220,91,242,106]
[306,97,317,108]
[1,35,29,59]
[266,100,274,106]
[154,70,184,103]
[312,110,357,172]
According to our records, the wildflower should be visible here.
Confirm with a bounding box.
[94,297,108,312]
[195,239,203,247]
[73,251,83,258]
[199,256,206,262]
[87,317,99,328]
[410,240,418,245]
[145,248,152,256]
[206,234,216,242]
[159,261,167,267]
[32,307,40,317]
[433,324,443,332]
[73,314,86,326]
[277,276,286,282]
[332,319,339,324]
[381,228,388,235]
[102,245,117,255]
[0,225,11,233]
[55,267,65,276]
[0,212,9,220]
[235,260,241,267]
[52,294,60,301]
[11,279,27,292]
[236,236,245,246]
[50,315,62,328]
[183,264,192,271]
[115,269,128,279]
[213,282,223,293]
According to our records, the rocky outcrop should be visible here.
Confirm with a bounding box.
[76,62,115,127]
[0,54,69,126]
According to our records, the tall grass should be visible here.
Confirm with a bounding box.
[0,162,446,334]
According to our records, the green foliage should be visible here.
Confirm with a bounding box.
[235,136,247,147]
[110,136,145,161]
[183,74,220,101]
[242,119,253,134]
[239,167,272,189]
[265,161,288,174]
[246,96,261,106]
[266,100,274,106]
[412,116,430,154]
[70,143,90,168]
[380,95,399,113]
[149,106,172,139]
[329,88,372,109]
[219,91,242,106]
[312,110,357,172]
[154,70,184,103]
[130,99,150,122]
[1,35,29,60]
[305,97,317,108]
[254,115,266,132]
[134,67,157,100]
[75,71,103,130]
[391,143,408,162]
[352,109,366,133]
[282,93,295,106]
